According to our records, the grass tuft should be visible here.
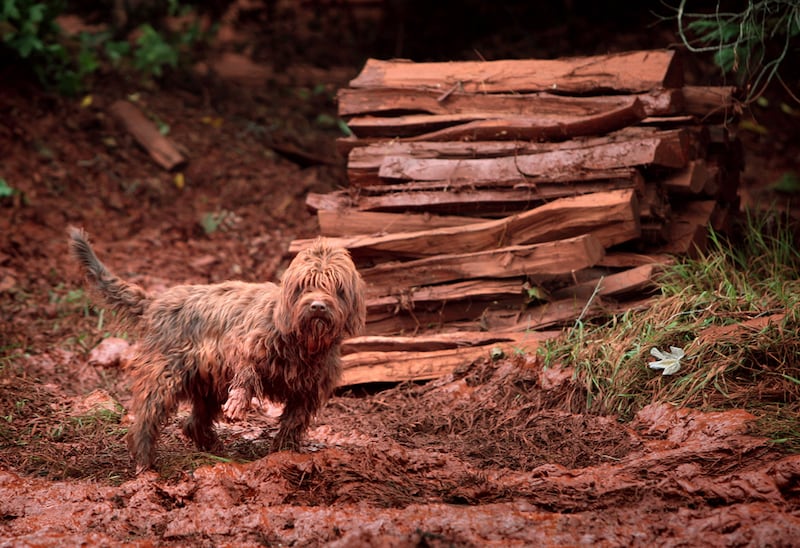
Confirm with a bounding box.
[542,208,800,450]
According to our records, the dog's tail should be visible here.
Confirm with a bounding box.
[68,226,150,320]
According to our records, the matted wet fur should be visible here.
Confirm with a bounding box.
[67,227,366,473]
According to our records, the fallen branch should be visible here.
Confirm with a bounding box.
[109,100,186,171]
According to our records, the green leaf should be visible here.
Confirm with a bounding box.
[314,113,337,129]
[27,3,44,24]
[771,171,800,193]
[76,48,99,76]
[13,32,43,57]
[337,119,352,137]
[2,0,21,20]
[104,40,130,66]
[0,178,16,197]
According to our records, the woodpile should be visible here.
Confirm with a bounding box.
[289,50,741,385]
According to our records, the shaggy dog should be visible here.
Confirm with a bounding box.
[68,227,366,473]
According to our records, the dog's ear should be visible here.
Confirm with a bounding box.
[273,288,293,336]
[345,271,367,337]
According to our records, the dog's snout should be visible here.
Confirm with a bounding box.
[310,300,328,313]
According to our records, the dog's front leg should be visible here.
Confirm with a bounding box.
[272,395,318,452]
[222,362,260,421]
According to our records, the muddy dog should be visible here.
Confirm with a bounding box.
[68,227,366,473]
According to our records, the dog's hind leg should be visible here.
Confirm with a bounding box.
[125,355,183,473]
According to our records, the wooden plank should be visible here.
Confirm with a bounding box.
[598,252,674,268]
[365,281,525,332]
[338,124,693,160]
[349,50,683,93]
[109,100,186,171]
[347,126,674,175]
[364,266,657,335]
[550,264,659,300]
[367,278,525,312]
[474,294,657,333]
[356,169,644,193]
[341,340,545,385]
[318,209,483,237]
[410,99,645,141]
[341,347,482,384]
[682,86,737,118]
[377,129,689,182]
[346,98,646,141]
[293,189,639,258]
[338,87,683,117]
[364,299,520,335]
[436,297,604,333]
[309,172,643,216]
[342,329,556,354]
[360,234,605,293]
[351,160,642,188]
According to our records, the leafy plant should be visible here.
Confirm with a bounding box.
[670,0,800,99]
[132,23,178,77]
[1,0,76,93]
[1,1,209,94]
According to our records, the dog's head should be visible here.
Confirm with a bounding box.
[275,238,366,352]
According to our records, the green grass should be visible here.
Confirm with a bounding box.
[541,209,800,450]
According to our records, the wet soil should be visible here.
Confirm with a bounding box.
[2,9,800,546]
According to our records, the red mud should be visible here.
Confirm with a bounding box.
[3,365,800,546]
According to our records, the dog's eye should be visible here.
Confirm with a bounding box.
[337,287,347,300]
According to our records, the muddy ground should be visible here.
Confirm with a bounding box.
[2,4,800,546]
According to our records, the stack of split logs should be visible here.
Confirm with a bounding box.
[289,50,741,385]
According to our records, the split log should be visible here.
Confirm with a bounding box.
[318,209,483,237]
[109,100,186,171]
[656,200,718,256]
[338,88,683,117]
[377,129,689,182]
[341,341,543,385]
[346,126,683,185]
[472,294,657,333]
[550,264,659,300]
[436,297,606,333]
[346,98,646,141]
[365,280,658,336]
[364,299,521,336]
[598,252,674,268]
[364,279,526,333]
[308,170,643,216]
[663,159,708,194]
[342,329,556,354]
[639,115,695,127]
[294,189,639,259]
[349,50,683,94]
[681,86,737,118]
[367,278,525,313]
[360,234,605,296]
[349,166,642,193]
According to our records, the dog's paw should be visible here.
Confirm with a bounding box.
[271,431,301,453]
[222,387,250,421]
